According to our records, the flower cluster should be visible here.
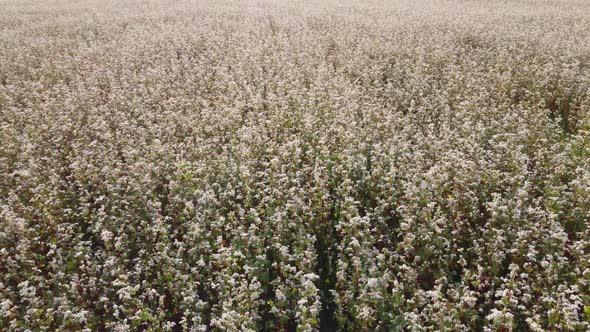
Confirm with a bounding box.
[1,0,589,330]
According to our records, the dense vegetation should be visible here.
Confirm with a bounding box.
[1,0,589,330]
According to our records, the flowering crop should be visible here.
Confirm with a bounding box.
[1,0,589,331]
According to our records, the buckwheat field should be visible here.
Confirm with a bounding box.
[2,0,590,330]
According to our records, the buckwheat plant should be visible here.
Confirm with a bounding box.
[1,0,589,331]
